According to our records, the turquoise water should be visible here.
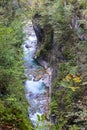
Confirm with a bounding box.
[23,22,48,126]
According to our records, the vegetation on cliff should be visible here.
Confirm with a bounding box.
[30,0,87,129]
[0,0,87,129]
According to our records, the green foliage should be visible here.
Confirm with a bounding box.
[32,0,87,129]
[50,100,58,116]
[58,63,82,92]
[36,24,53,59]
[69,125,80,130]
[51,62,83,129]
[0,4,34,129]
[36,114,50,130]
[36,45,48,58]
[57,62,78,81]
[78,0,87,8]
[51,115,67,130]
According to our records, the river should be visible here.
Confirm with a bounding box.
[22,21,52,129]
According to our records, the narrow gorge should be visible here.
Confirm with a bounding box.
[0,0,87,130]
[23,21,52,128]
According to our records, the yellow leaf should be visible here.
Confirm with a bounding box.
[73,76,81,83]
[65,74,73,82]
[68,86,80,91]
[21,0,26,3]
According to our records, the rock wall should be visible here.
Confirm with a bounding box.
[33,10,87,128]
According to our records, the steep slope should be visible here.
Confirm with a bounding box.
[32,0,87,129]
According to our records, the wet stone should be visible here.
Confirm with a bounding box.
[23,21,52,127]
